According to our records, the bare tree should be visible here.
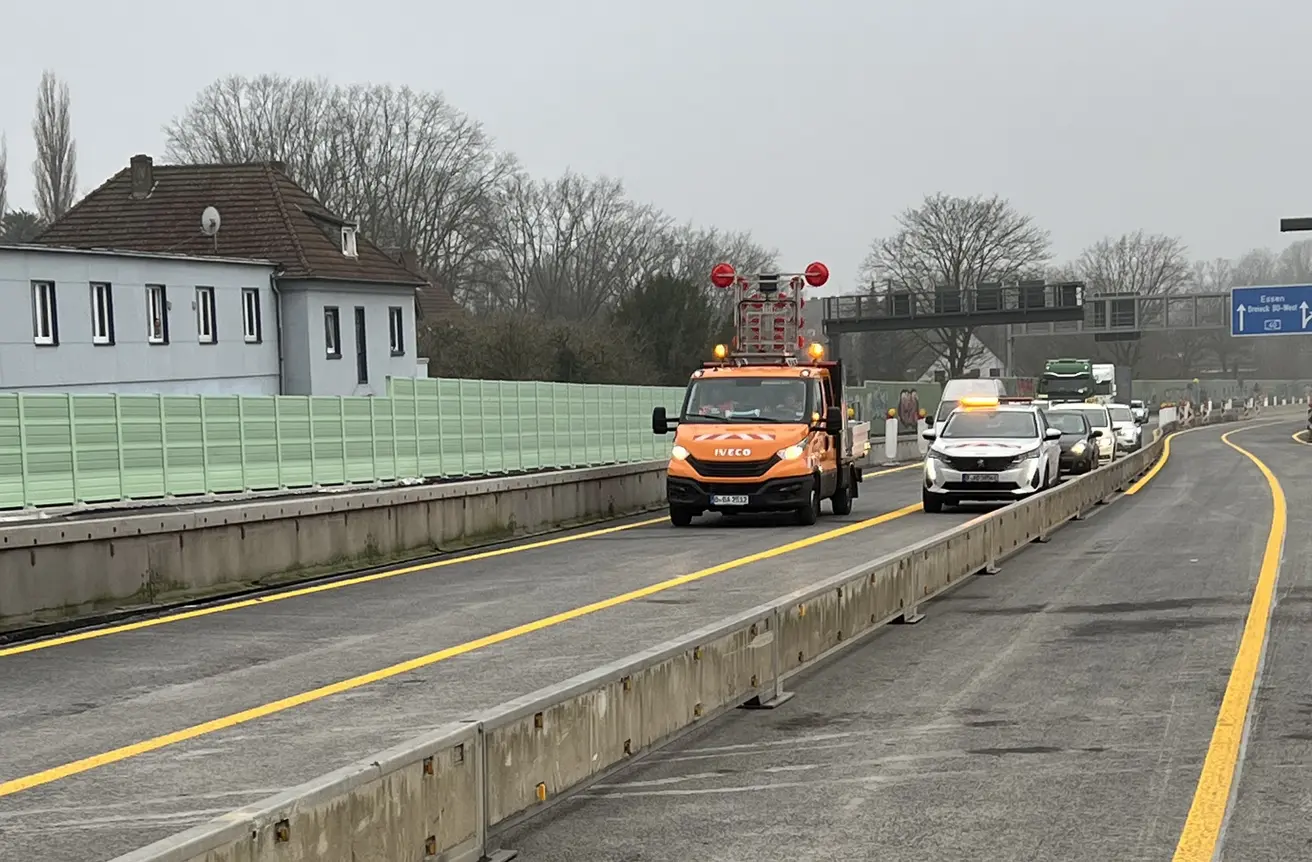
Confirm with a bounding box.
[1075,231,1189,367]
[31,71,78,222]
[863,193,1051,376]
[484,171,673,319]
[658,224,777,283]
[165,75,518,299]
[0,133,8,216]
[1277,239,1312,283]
[1077,231,1190,297]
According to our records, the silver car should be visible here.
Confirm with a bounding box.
[1107,403,1142,453]
[1129,399,1149,424]
[921,400,1063,513]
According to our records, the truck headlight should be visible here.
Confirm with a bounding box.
[778,443,806,460]
[671,445,690,460]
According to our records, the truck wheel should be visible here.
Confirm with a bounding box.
[830,481,853,516]
[669,505,695,527]
[795,479,821,526]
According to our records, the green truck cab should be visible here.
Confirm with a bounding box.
[1037,358,1096,404]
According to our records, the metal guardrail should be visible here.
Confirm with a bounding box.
[110,409,1286,862]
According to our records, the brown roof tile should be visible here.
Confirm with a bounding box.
[35,156,427,287]
[377,246,465,321]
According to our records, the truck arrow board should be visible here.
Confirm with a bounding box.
[1229,284,1312,338]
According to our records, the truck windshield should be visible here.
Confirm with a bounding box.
[680,378,812,423]
[940,410,1037,439]
[1038,378,1092,399]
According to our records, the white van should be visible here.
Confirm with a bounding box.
[929,378,1009,427]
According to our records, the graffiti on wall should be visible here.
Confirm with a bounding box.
[896,389,922,432]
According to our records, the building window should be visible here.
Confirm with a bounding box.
[146,284,169,344]
[354,306,368,384]
[388,306,405,356]
[196,286,217,343]
[31,281,58,345]
[324,306,341,359]
[242,288,262,343]
[341,226,358,258]
[90,282,115,345]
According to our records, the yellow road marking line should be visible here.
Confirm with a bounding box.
[0,501,924,797]
[863,462,920,478]
[1171,426,1286,860]
[0,516,662,658]
[1125,423,1232,495]
[3,463,919,658]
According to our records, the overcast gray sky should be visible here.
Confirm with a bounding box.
[2,0,1308,294]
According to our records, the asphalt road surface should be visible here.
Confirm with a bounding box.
[1,463,979,862]
[503,418,1308,862]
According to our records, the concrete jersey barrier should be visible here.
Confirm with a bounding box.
[0,429,924,633]
[111,410,1299,862]
[0,461,668,632]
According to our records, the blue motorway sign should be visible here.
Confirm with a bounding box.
[1230,284,1312,338]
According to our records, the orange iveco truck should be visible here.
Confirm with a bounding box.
[652,261,864,527]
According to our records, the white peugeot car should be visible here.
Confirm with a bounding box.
[1049,403,1116,463]
[921,398,1063,513]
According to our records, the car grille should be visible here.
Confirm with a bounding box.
[686,454,780,478]
[943,455,1017,472]
[943,480,1021,492]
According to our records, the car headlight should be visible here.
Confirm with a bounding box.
[1070,441,1086,455]
[671,445,690,460]
[1017,447,1041,461]
[777,443,806,460]
[926,448,948,461]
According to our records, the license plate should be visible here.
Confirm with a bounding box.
[711,494,750,506]
[962,473,998,483]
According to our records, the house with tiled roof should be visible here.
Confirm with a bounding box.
[4,154,448,397]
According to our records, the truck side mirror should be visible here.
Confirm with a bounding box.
[824,406,843,435]
[652,406,671,435]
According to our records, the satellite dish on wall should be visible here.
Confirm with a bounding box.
[201,206,222,236]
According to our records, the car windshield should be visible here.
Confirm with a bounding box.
[680,378,811,423]
[1109,406,1134,423]
[941,410,1037,439]
[1047,412,1088,434]
[1130,400,1144,408]
[1056,407,1109,428]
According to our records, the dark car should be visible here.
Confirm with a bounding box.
[1046,410,1101,475]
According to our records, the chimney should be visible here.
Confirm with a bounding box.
[129,154,154,200]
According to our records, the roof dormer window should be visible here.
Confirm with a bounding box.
[341,225,358,258]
